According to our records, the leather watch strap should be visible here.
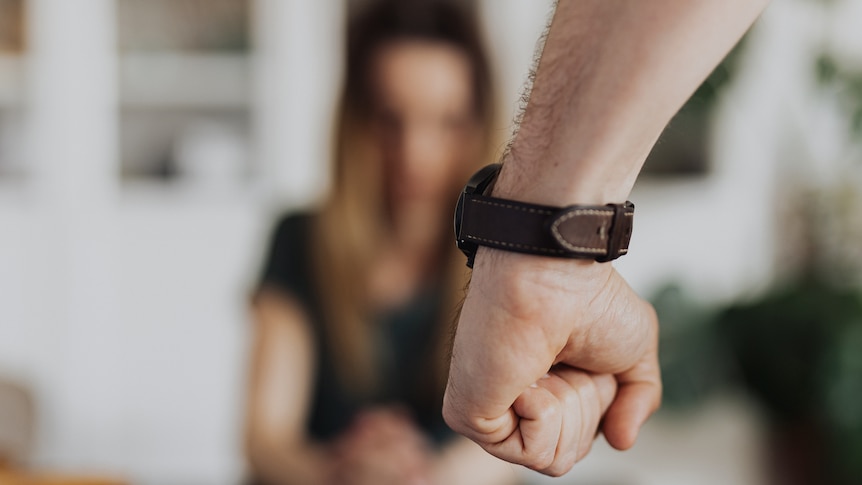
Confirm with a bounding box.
[459,193,635,262]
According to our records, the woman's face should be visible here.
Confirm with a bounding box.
[370,40,479,215]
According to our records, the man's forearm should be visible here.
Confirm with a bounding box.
[445,1,770,474]
[494,0,769,205]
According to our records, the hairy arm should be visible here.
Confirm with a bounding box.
[499,0,769,204]
[444,0,769,476]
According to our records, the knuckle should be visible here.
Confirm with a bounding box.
[441,392,474,437]
[557,376,591,413]
[441,396,460,430]
[557,386,581,415]
[652,385,664,412]
[442,395,511,445]
[576,439,595,462]
[524,391,562,423]
[540,457,575,477]
[525,448,556,471]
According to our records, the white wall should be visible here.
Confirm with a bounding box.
[0,1,344,483]
[0,1,853,484]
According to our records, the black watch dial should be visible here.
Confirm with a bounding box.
[453,163,502,267]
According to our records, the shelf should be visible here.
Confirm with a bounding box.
[119,178,262,207]
[119,108,250,182]
[0,0,26,54]
[119,53,250,109]
[117,0,250,53]
[0,55,24,107]
[0,59,25,179]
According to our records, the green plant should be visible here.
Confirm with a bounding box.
[653,279,862,484]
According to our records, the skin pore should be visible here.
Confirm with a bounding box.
[246,40,515,485]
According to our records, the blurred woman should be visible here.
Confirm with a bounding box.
[244,1,516,484]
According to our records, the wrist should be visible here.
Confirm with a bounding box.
[468,247,615,359]
[491,150,637,206]
[456,163,635,265]
[473,246,611,286]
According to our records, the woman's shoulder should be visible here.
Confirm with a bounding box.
[270,211,316,247]
[259,210,319,298]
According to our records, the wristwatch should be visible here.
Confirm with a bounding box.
[454,163,635,268]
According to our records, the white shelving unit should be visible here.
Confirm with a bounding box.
[0,3,27,192]
[115,0,253,191]
[119,53,250,109]
[0,1,345,483]
[0,55,25,106]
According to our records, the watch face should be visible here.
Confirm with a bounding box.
[455,163,501,265]
[454,191,472,257]
[454,191,463,239]
[468,163,502,195]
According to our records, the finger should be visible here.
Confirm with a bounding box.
[601,353,662,450]
[536,369,589,476]
[443,250,565,441]
[360,406,413,427]
[593,373,618,411]
[482,384,562,471]
[535,368,616,476]
[354,408,403,435]
[337,422,421,469]
[577,373,616,460]
[352,408,418,447]
[367,412,430,451]
[341,439,427,485]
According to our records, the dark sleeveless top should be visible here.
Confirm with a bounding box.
[258,213,455,445]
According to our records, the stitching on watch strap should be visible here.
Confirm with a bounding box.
[550,209,633,254]
[465,234,567,254]
[470,198,554,215]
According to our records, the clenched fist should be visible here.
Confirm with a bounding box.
[443,249,661,476]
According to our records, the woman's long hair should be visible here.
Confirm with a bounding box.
[311,0,498,396]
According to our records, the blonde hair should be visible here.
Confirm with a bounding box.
[310,0,499,395]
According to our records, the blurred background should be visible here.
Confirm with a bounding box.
[1,0,861,484]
